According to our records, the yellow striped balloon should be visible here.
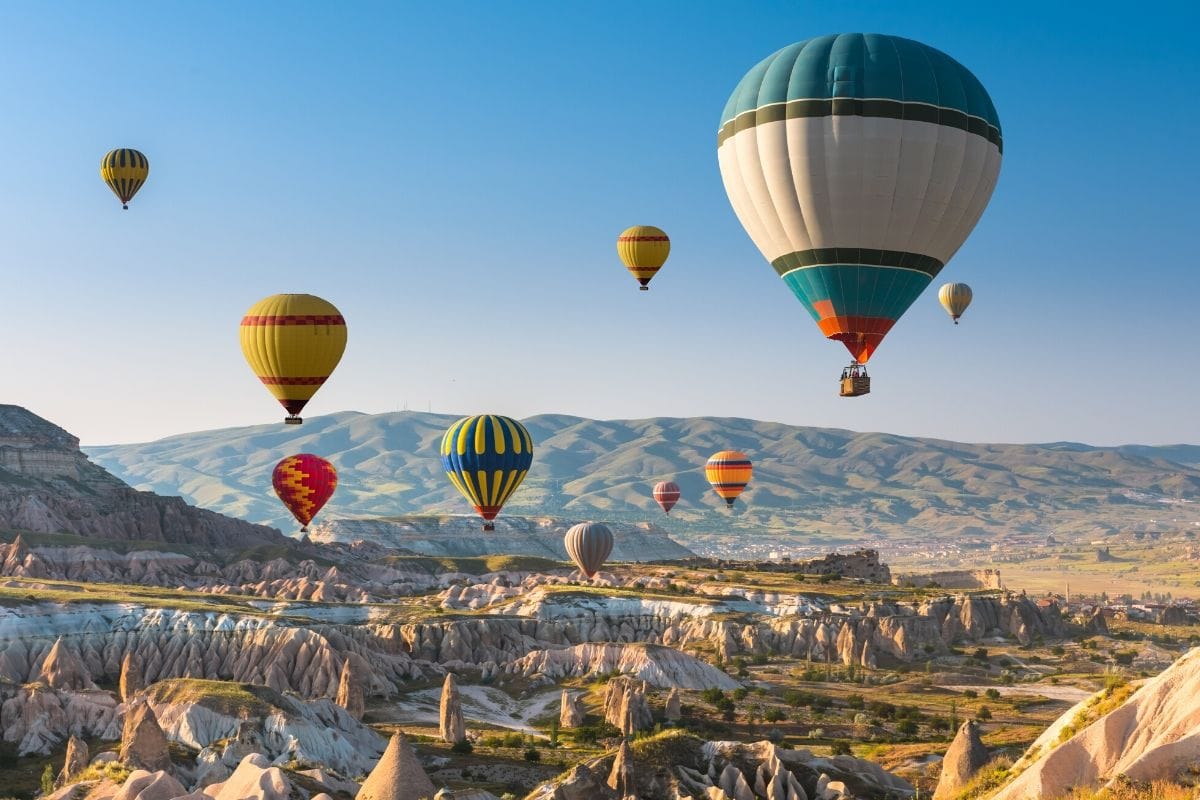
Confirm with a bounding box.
[239,294,347,424]
[705,450,752,509]
[938,282,973,324]
[440,414,534,530]
[100,149,149,209]
[617,225,670,291]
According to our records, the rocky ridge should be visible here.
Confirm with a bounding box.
[0,405,283,550]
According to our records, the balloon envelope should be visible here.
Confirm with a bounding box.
[272,454,337,530]
[717,34,1002,363]
[705,451,752,508]
[100,149,149,209]
[239,294,347,424]
[939,282,973,322]
[440,414,534,530]
[617,226,670,289]
[564,522,614,578]
[653,481,680,513]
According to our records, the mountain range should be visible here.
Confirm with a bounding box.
[86,410,1200,549]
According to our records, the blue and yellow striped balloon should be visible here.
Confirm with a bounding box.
[440,414,534,530]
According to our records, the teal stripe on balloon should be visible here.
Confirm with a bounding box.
[719,33,1001,132]
[782,265,932,322]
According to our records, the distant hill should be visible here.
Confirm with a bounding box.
[0,404,285,550]
[86,411,1200,546]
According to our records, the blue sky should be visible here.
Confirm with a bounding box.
[1,1,1197,446]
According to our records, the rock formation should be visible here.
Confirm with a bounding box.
[198,753,293,800]
[39,638,95,691]
[120,699,171,772]
[511,642,739,691]
[604,678,653,735]
[992,646,1200,799]
[336,656,365,720]
[120,651,144,701]
[560,690,585,728]
[109,769,186,800]
[1085,607,1109,635]
[0,683,121,755]
[439,672,466,744]
[0,405,284,549]
[607,740,635,796]
[358,733,436,800]
[664,688,682,722]
[146,678,384,779]
[56,734,88,787]
[933,720,989,800]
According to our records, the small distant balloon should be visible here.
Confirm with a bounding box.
[272,454,338,533]
[617,226,670,291]
[653,481,680,514]
[100,149,149,209]
[938,283,973,324]
[705,451,752,509]
[564,521,614,578]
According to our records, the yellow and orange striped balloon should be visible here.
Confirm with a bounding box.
[705,450,752,509]
[617,225,670,290]
[239,294,347,424]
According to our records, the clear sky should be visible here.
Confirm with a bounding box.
[2,1,1197,447]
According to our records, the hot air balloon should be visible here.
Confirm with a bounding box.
[100,149,149,209]
[717,34,1002,396]
[617,226,670,290]
[564,522,614,578]
[705,451,752,509]
[272,454,338,533]
[441,414,534,531]
[239,294,347,424]
[938,283,973,324]
[653,481,680,514]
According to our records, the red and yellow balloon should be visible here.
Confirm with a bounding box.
[272,454,338,532]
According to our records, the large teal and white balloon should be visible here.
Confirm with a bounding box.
[717,34,1002,365]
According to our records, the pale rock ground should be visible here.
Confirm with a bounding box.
[145,682,385,778]
[510,643,739,690]
[992,646,1200,799]
[383,684,563,736]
